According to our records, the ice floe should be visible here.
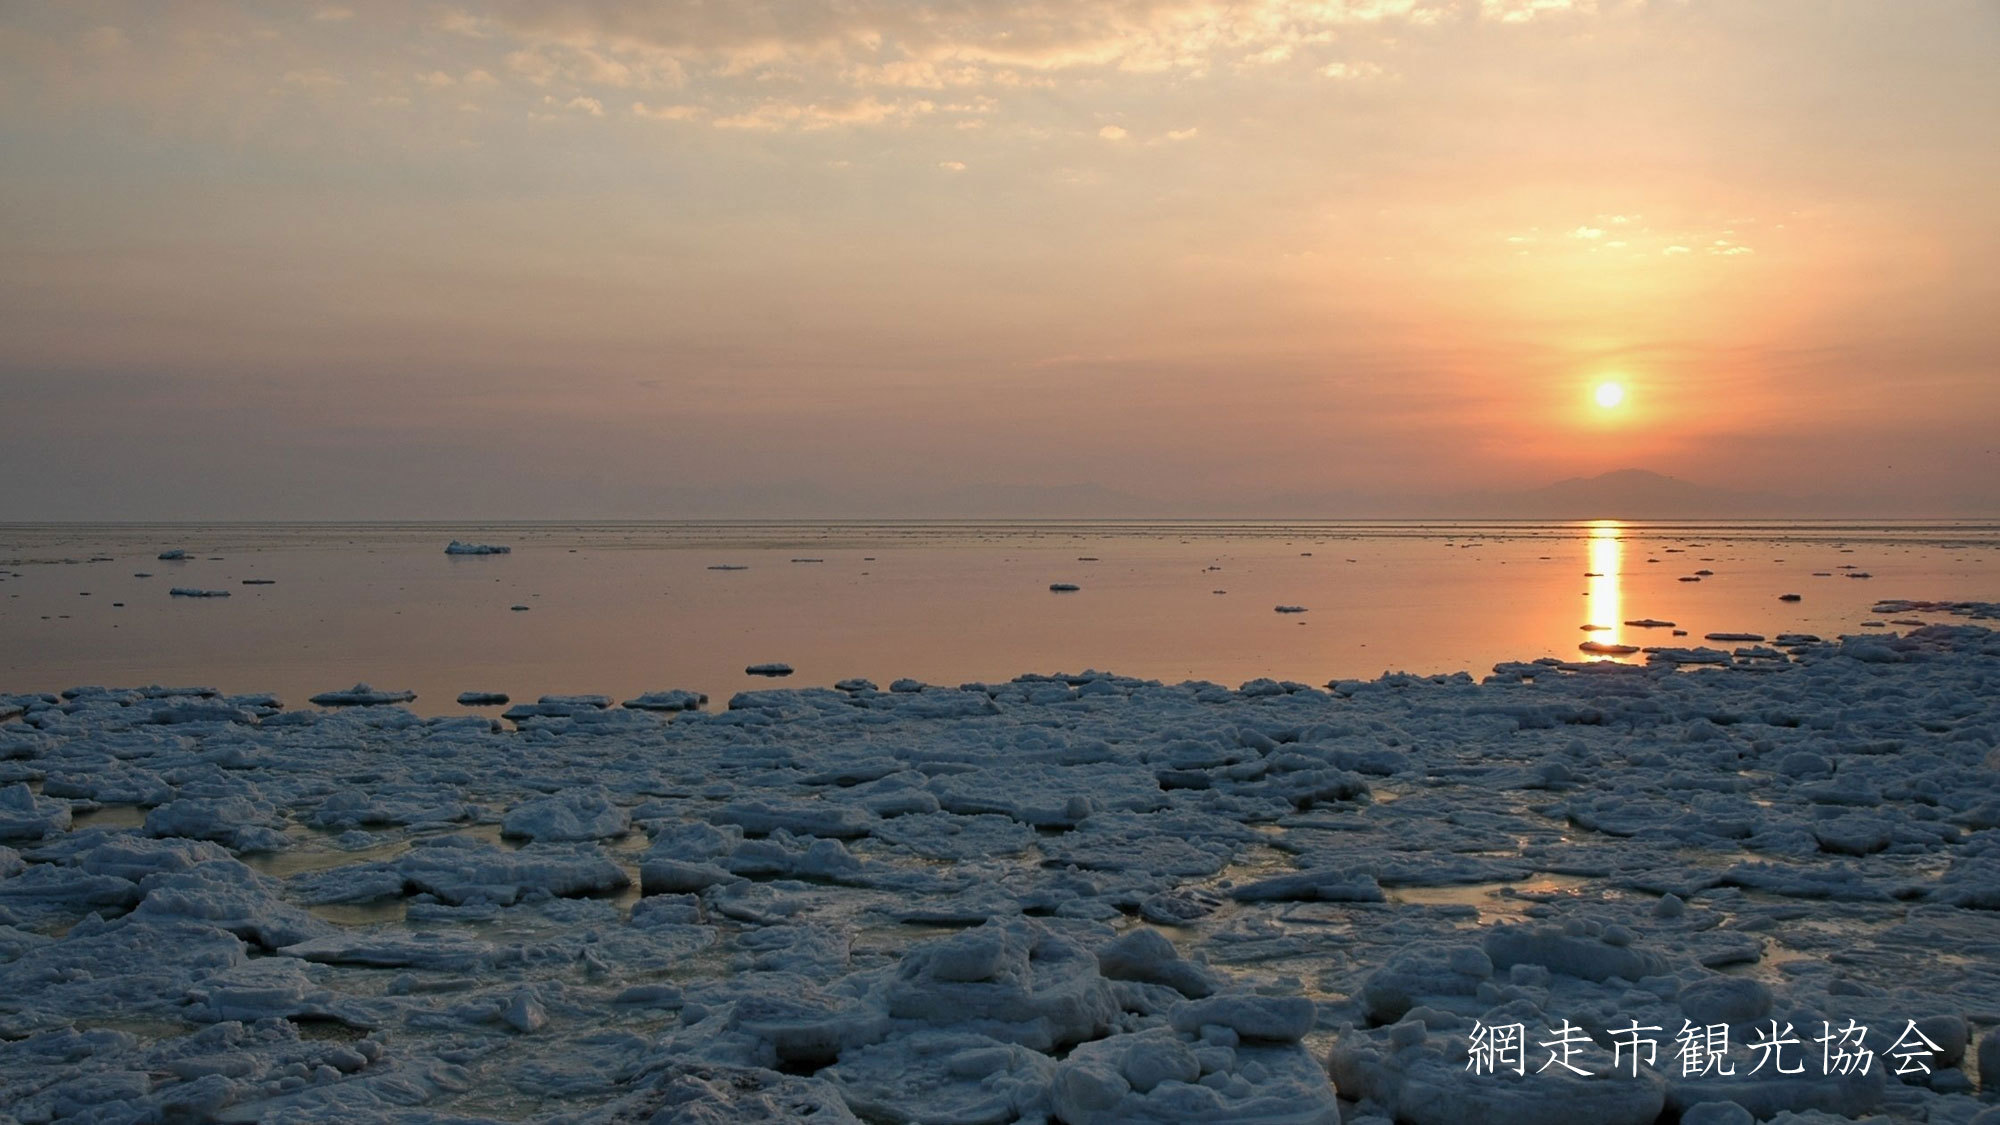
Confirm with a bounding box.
[2,612,1999,1121]
[443,541,510,555]
[307,684,417,707]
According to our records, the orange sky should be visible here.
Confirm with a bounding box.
[1,1,1995,518]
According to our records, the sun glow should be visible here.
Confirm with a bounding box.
[1594,381,1626,409]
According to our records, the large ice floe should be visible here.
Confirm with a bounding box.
[2,609,2000,1122]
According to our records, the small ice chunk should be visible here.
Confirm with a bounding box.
[1097,928,1216,998]
[309,683,416,707]
[1676,975,1770,1025]
[1274,605,1308,613]
[1169,993,1315,1042]
[1482,924,1666,983]
[457,691,510,706]
[168,588,232,598]
[444,541,510,555]
[157,549,187,560]
[0,783,72,841]
[501,786,630,842]
[745,663,794,677]
[503,990,548,1033]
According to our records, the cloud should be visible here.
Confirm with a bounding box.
[313,6,355,22]
[282,68,343,89]
[1479,0,1590,24]
[1319,61,1388,80]
[632,100,701,121]
[565,95,604,115]
[465,1,1458,88]
[1569,226,1603,239]
[432,9,490,38]
[80,25,128,52]
[714,96,935,131]
[938,160,967,171]
[1098,124,1128,140]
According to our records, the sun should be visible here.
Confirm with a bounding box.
[1593,381,1626,409]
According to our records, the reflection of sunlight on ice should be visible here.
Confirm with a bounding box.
[1587,521,1622,650]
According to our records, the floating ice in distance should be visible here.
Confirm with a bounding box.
[746,663,794,677]
[443,540,510,555]
[308,683,417,706]
[1274,605,1308,613]
[157,549,186,560]
[1050,583,1081,592]
[168,588,231,598]
[1623,619,1676,628]
[457,691,510,706]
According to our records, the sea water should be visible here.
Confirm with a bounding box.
[2,519,1994,709]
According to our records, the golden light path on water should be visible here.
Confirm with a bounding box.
[1587,520,1624,654]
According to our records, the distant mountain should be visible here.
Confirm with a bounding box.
[1441,469,1794,519]
[1257,469,1804,520]
[530,468,1961,521]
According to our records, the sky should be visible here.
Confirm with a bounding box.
[2,0,1996,519]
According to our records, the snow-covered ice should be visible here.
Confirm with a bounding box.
[2,611,1999,1122]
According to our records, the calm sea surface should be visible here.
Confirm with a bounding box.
[2,521,1995,712]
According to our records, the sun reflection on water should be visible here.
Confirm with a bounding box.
[1586,520,1624,653]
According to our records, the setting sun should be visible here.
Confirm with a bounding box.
[1594,381,1627,409]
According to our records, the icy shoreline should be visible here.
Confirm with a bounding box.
[2,609,1998,1123]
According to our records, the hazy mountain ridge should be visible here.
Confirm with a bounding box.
[642,469,1976,521]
